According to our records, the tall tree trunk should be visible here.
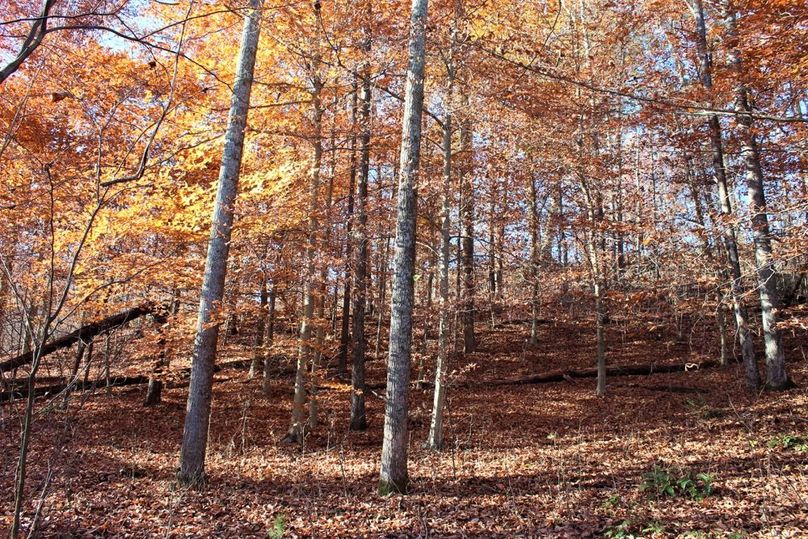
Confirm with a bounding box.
[427,79,453,450]
[338,78,359,376]
[527,174,541,346]
[577,129,607,396]
[312,95,338,424]
[495,218,504,299]
[351,16,372,431]
[487,187,497,328]
[285,2,328,439]
[379,0,429,496]
[177,0,262,486]
[309,118,333,429]
[308,14,330,431]
[459,92,475,353]
[286,3,325,442]
[693,0,759,389]
[685,150,731,366]
[723,0,789,390]
[556,185,568,267]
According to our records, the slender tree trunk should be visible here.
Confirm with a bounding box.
[351,18,372,431]
[374,236,390,359]
[577,128,607,396]
[723,0,789,389]
[11,321,48,538]
[82,340,94,387]
[177,0,262,485]
[310,131,332,428]
[0,250,14,349]
[693,0,759,389]
[308,36,330,431]
[144,308,169,406]
[287,2,325,441]
[487,186,498,328]
[585,189,607,396]
[379,0,429,495]
[311,100,337,426]
[224,283,240,338]
[144,319,167,406]
[527,174,541,346]
[556,185,568,267]
[71,337,87,381]
[459,93,475,353]
[338,78,359,376]
[495,218,504,299]
[62,336,88,408]
[262,282,276,395]
[422,264,434,351]
[249,275,268,378]
[683,141,734,368]
[716,306,730,365]
[427,83,453,450]
[594,275,606,396]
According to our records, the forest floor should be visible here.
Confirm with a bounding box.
[1,310,807,538]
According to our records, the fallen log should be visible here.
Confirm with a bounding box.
[0,375,151,402]
[0,305,156,374]
[366,360,720,392]
[485,360,719,386]
[0,355,289,403]
[1,354,721,403]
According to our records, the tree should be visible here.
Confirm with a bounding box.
[427,49,455,450]
[177,0,263,485]
[689,0,759,389]
[350,0,373,432]
[721,0,791,390]
[337,78,359,376]
[379,0,429,496]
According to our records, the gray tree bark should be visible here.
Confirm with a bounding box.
[379,0,429,496]
[177,0,262,486]
[722,0,790,390]
[427,76,453,450]
[692,0,759,389]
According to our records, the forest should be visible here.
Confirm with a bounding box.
[0,0,806,536]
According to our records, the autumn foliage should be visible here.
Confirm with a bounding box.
[0,0,806,536]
